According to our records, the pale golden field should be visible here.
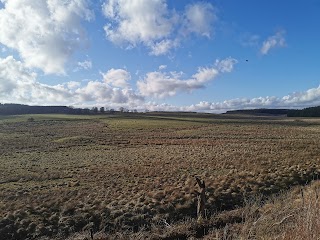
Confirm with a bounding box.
[0,113,320,239]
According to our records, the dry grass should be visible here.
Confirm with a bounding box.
[0,113,320,239]
[80,181,320,240]
[202,181,320,240]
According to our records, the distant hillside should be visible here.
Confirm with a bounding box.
[225,108,290,116]
[225,106,320,117]
[0,103,87,115]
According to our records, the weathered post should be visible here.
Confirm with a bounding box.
[90,228,93,240]
[195,177,206,222]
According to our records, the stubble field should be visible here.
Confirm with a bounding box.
[1,113,320,239]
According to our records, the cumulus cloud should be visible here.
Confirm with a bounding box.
[282,88,320,106]
[74,81,142,105]
[102,0,174,48]
[66,81,81,90]
[101,68,131,88]
[0,56,143,107]
[137,57,237,98]
[0,0,94,74]
[0,56,73,103]
[102,0,216,55]
[260,30,286,55]
[215,57,238,73]
[0,56,30,95]
[137,66,219,98]
[182,2,216,38]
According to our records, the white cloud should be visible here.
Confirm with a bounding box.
[102,0,174,48]
[77,60,92,70]
[282,88,320,105]
[102,0,217,55]
[66,81,81,89]
[0,0,94,74]
[144,102,179,112]
[137,57,237,98]
[260,30,286,55]
[182,2,216,38]
[149,39,179,56]
[0,56,29,94]
[102,68,131,88]
[0,56,143,107]
[74,81,142,105]
[137,65,219,98]
[0,56,73,103]
[192,67,219,83]
[159,65,167,70]
[215,57,238,73]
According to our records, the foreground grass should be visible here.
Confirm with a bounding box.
[1,113,320,239]
[69,180,320,239]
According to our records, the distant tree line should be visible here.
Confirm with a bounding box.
[225,108,290,116]
[287,106,320,117]
[3,103,320,117]
[0,103,138,115]
[225,106,320,117]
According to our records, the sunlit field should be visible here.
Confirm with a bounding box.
[1,113,320,239]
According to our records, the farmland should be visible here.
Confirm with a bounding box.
[0,113,320,239]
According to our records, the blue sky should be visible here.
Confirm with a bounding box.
[0,0,320,112]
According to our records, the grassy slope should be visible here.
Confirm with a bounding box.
[0,113,320,239]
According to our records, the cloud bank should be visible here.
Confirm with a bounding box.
[102,68,131,89]
[144,87,320,113]
[184,88,320,112]
[1,55,320,113]
[0,56,143,108]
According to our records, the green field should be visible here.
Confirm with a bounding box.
[1,113,320,239]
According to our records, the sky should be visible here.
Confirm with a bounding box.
[0,0,320,113]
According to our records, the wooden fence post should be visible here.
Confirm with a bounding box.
[195,177,206,222]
